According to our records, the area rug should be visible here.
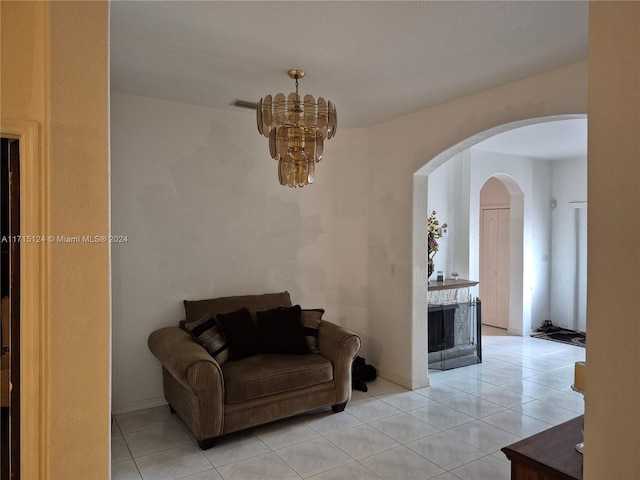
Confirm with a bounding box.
[531,329,586,347]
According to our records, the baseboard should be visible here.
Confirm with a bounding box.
[112,396,167,415]
[507,327,539,336]
[377,370,430,391]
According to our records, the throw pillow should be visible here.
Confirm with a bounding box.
[216,307,261,360]
[281,307,324,353]
[257,305,311,355]
[184,314,230,365]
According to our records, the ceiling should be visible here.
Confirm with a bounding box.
[110,0,589,158]
[473,117,587,160]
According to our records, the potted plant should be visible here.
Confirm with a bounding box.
[427,210,447,280]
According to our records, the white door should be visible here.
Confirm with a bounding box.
[480,208,510,329]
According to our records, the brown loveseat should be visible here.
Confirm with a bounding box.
[148,291,361,449]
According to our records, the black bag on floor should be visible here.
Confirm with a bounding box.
[352,356,377,392]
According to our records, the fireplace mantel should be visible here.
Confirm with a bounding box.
[428,279,478,305]
[428,279,479,291]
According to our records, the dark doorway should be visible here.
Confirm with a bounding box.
[1,138,20,480]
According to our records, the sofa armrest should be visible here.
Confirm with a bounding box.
[148,327,225,441]
[148,327,223,393]
[318,320,361,405]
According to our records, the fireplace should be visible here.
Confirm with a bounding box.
[428,304,456,352]
[427,279,482,370]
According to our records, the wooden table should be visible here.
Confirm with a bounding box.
[501,416,583,480]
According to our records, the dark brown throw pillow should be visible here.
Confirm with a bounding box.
[216,308,261,360]
[280,306,324,353]
[257,305,311,355]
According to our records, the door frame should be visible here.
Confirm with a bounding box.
[570,201,588,332]
[2,137,22,480]
[1,118,47,479]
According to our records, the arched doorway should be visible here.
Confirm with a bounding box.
[480,177,512,330]
[413,114,586,386]
[478,175,525,332]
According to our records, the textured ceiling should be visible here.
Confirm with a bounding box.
[110,1,589,130]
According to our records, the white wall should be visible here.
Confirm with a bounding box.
[427,152,470,280]
[110,93,371,412]
[531,160,554,329]
[550,157,588,328]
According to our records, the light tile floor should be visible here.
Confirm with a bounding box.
[112,327,585,480]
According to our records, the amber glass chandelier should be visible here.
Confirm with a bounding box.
[256,69,337,188]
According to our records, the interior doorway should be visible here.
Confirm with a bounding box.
[479,177,512,329]
[1,137,20,480]
[413,114,586,388]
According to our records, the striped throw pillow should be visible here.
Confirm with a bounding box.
[185,313,230,365]
[300,308,324,353]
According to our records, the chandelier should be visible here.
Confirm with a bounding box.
[256,69,337,188]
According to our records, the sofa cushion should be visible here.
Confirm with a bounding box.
[184,291,292,325]
[222,353,334,404]
[216,308,262,360]
[184,313,230,365]
[257,305,310,355]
